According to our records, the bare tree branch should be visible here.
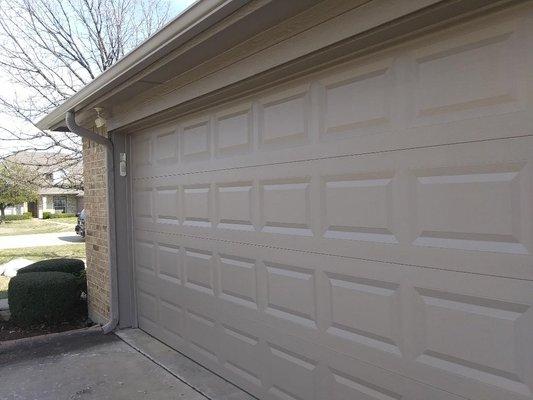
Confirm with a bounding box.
[0,0,172,188]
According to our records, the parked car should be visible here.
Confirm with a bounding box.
[75,209,85,238]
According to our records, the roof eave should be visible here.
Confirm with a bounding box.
[36,0,247,131]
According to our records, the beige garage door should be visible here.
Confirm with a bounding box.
[130,7,533,400]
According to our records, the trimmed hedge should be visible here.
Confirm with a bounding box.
[42,212,76,219]
[17,258,85,276]
[2,212,32,221]
[8,271,80,326]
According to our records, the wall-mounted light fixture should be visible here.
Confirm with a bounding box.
[94,107,107,132]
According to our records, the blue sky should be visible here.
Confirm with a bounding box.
[171,0,198,15]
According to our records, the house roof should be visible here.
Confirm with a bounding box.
[34,0,250,131]
[7,152,82,174]
[37,0,510,133]
[6,151,83,188]
[35,0,319,132]
[38,188,84,196]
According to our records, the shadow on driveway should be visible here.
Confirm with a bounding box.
[58,235,85,243]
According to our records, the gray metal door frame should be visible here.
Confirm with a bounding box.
[112,131,138,328]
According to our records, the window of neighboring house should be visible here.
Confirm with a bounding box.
[53,196,67,213]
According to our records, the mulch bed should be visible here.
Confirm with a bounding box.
[0,300,92,342]
[0,318,92,341]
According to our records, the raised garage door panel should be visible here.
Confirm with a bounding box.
[130,6,533,400]
[134,137,533,280]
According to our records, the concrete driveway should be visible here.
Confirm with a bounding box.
[0,328,253,400]
[0,231,84,250]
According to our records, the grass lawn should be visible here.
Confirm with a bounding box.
[0,217,77,236]
[0,243,85,265]
[0,244,86,299]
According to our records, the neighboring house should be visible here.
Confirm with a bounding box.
[37,2,533,400]
[4,188,83,218]
[3,188,83,218]
[36,188,84,218]
[5,153,83,218]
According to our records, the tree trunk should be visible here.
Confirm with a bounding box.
[0,205,5,219]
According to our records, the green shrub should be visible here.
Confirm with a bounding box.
[2,212,32,221]
[17,258,85,276]
[8,271,80,326]
[57,213,76,218]
[44,212,76,219]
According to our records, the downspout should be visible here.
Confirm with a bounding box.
[66,110,119,334]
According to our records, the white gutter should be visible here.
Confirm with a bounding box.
[66,111,119,334]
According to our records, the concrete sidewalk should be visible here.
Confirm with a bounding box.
[0,328,253,400]
[0,231,83,250]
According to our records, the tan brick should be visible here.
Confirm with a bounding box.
[82,136,110,325]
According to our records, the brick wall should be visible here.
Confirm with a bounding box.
[82,137,110,324]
